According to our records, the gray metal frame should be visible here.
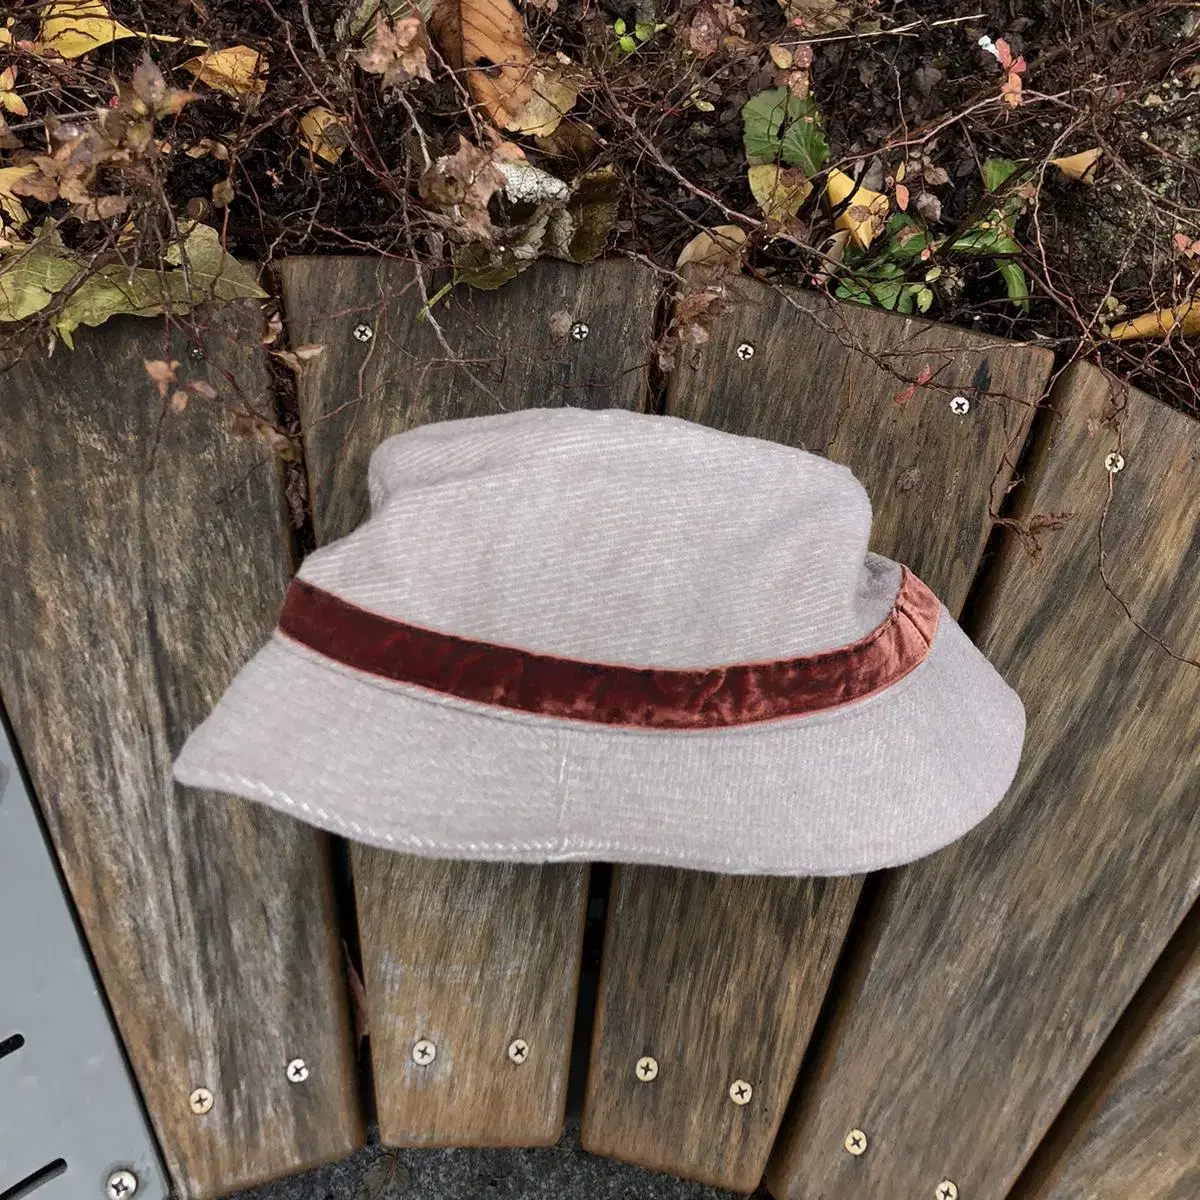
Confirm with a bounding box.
[1,715,166,1200]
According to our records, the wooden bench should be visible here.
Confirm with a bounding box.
[0,261,1196,1199]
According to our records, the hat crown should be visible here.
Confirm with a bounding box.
[301,408,892,667]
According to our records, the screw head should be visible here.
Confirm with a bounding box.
[570,322,589,341]
[106,1169,139,1199]
[286,1058,310,1083]
[950,395,970,415]
[188,344,205,361]
[936,1181,959,1200]
[412,1038,437,1066]
[189,1087,214,1115]
[353,322,374,342]
[635,1055,659,1082]
[736,342,755,361]
[1105,451,1125,473]
[729,1078,753,1105]
[508,1038,529,1064]
[844,1128,868,1156]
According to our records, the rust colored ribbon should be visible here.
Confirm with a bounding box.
[278,569,940,730]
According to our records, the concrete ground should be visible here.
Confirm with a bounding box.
[230,1123,771,1200]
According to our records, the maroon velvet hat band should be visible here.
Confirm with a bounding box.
[276,569,941,731]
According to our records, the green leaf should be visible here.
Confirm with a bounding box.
[618,34,636,52]
[52,265,192,350]
[0,242,77,324]
[996,259,1030,311]
[915,285,934,313]
[870,279,903,310]
[166,223,267,302]
[613,17,626,34]
[982,157,1023,192]
[951,227,1021,255]
[742,89,827,174]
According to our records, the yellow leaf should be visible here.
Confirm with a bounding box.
[183,46,268,100]
[1050,148,1102,184]
[299,106,348,165]
[39,0,137,58]
[676,224,746,271]
[506,68,577,138]
[0,165,34,228]
[748,164,812,223]
[826,168,888,249]
[1107,301,1200,341]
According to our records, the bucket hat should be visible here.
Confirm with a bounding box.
[174,407,1024,875]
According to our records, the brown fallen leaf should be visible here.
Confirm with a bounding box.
[355,13,432,87]
[143,358,181,399]
[683,0,748,59]
[676,224,747,272]
[418,136,505,241]
[549,309,573,338]
[183,46,268,100]
[1050,148,1101,184]
[1107,301,1200,340]
[299,106,349,165]
[778,0,852,35]
[429,0,576,135]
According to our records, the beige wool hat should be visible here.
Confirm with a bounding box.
[174,407,1025,876]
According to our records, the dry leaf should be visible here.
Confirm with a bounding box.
[186,378,218,399]
[769,43,793,69]
[1050,148,1101,184]
[355,13,432,86]
[299,106,349,165]
[430,0,576,135]
[211,178,234,207]
[683,0,748,59]
[0,166,34,227]
[185,138,230,160]
[748,163,811,223]
[0,67,29,119]
[1107,301,1200,340]
[143,357,180,398]
[272,344,325,372]
[778,0,852,35]
[183,46,268,100]
[826,168,888,249]
[676,224,747,272]
[549,309,573,338]
[262,311,284,344]
[169,389,189,412]
[418,135,505,241]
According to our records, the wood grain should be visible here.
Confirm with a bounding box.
[767,362,1200,1199]
[1016,905,1200,1200]
[0,310,362,1197]
[280,257,657,1146]
[582,283,1053,1191]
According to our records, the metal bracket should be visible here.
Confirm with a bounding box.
[1,715,167,1200]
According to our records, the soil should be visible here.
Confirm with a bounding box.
[2,0,1199,411]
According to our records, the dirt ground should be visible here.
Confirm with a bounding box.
[1,1,1198,411]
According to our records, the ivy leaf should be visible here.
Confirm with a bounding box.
[742,89,828,174]
[0,241,77,323]
[52,264,192,348]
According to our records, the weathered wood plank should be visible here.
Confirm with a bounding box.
[0,310,363,1197]
[767,361,1200,1199]
[582,284,1053,1191]
[280,257,658,1146]
[1017,905,1200,1200]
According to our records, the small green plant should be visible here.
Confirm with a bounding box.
[741,88,829,176]
[833,158,1033,316]
[613,17,666,55]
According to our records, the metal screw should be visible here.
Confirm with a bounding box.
[286,1058,310,1083]
[936,1181,959,1200]
[728,1079,753,1105]
[508,1038,529,1064]
[189,1087,214,1115]
[1105,451,1125,473]
[736,342,755,361]
[950,395,970,415]
[353,322,374,342]
[570,322,589,341]
[635,1055,659,1082]
[106,1169,139,1199]
[412,1038,437,1066]
[844,1128,868,1156]
[188,344,205,361]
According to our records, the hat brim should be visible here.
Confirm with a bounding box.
[173,605,1023,876]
